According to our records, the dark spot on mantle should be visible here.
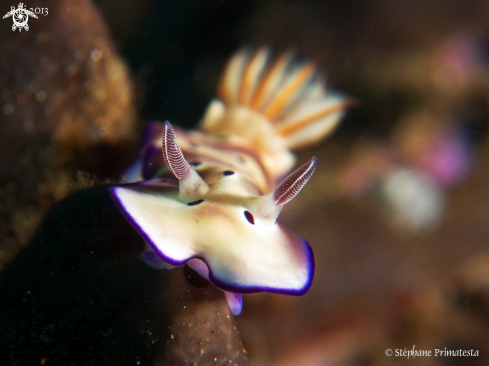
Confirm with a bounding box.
[187,199,204,206]
[244,211,255,225]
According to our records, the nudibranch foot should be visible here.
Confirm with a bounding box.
[188,258,243,315]
[187,258,209,280]
[140,243,175,270]
[224,292,243,316]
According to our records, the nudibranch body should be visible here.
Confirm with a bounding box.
[110,48,349,315]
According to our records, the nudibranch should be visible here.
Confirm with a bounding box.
[109,47,349,315]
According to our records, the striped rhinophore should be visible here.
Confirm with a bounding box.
[274,157,317,205]
[162,121,191,180]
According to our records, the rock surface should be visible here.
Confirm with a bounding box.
[0,0,138,270]
[0,185,247,365]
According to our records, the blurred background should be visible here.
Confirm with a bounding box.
[1,0,489,365]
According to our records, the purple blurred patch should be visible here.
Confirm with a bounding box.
[420,125,472,187]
